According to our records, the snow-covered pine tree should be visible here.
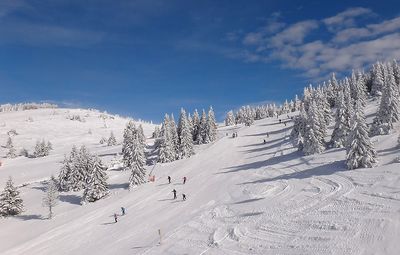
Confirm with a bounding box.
[187,113,194,138]
[391,59,400,86]
[303,101,325,155]
[294,95,302,111]
[346,100,377,169]
[290,104,307,151]
[81,156,109,203]
[138,124,146,145]
[169,114,179,159]
[0,177,23,217]
[70,145,92,191]
[42,175,59,219]
[107,131,117,146]
[331,89,351,148]
[152,126,161,138]
[371,62,385,96]
[225,110,235,126]
[6,138,17,158]
[178,109,194,158]
[192,109,200,142]
[371,65,400,135]
[158,114,174,163]
[127,128,147,189]
[316,86,331,127]
[197,109,208,144]
[207,106,217,142]
[33,139,50,157]
[58,154,73,191]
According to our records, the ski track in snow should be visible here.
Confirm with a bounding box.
[1,105,400,255]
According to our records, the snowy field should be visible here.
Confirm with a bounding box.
[0,103,400,255]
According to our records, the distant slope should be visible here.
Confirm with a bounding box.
[0,108,156,184]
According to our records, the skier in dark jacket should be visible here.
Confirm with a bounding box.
[182,194,186,201]
[114,213,118,223]
[121,207,126,216]
[168,176,171,184]
[172,189,177,199]
[183,176,187,184]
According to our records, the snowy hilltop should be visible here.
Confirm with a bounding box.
[1,60,400,255]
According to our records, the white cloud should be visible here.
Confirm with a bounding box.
[323,7,373,31]
[236,7,400,79]
[269,20,319,47]
[333,16,400,42]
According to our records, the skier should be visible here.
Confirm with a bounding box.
[284,122,287,126]
[263,139,266,144]
[121,207,126,216]
[182,194,186,201]
[168,176,171,184]
[279,119,282,123]
[232,133,235,138]
[183,176,187,184]
[114,213,118,223]
[172,189,177,199]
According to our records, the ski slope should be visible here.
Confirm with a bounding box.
[1,103,400,255]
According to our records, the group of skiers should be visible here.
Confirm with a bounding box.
[112,176,187,224]
[168,176,187,201]
[114,207,126,223]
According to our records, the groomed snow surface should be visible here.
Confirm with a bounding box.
[1,104,400,255]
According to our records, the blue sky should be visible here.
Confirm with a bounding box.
[0,0,400,122]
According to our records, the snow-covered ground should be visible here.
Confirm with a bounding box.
[1,103,399,255]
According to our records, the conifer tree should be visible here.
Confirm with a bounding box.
[371,62,385,96]
[187,113,194,138]
[152,126,161,138]
[0,177,23,217]
[169,114,179,159]
[71,145,92,191]
[197,110,208,144]
[331,89,351,148]
[371,65,400,135]
[137,124,146,146]
[58,155,73,191]
[107,131,117,146]
[42,176,59,219]
[225,110,235,126]
[207,107,217,142]
[346,101,377,169]
[128,130,147,189]
[290,104,307,151]
[303,101,325,155]
[158,114,174,163]
[192,109,200,142]
[178,109,194,158]
[81,156,109,203]
[6,137,17,158]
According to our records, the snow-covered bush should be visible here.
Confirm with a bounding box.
[33,139,53,158]
[99,137,107,144]
[19,148,29,157]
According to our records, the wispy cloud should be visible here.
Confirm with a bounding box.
[230,7,400,79]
